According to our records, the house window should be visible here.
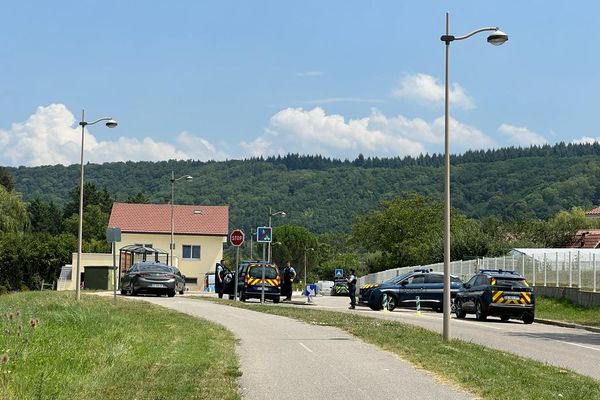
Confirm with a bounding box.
[182,245,201,259]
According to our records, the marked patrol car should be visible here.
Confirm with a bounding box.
[454,269,535,324]
[223,261,281,303]
[359,269,463,311]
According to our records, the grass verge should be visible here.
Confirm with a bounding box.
[1,292,240,400]
[536,295,600,327]
[200,297,600,400]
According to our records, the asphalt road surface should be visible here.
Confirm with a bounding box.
[138,296,473,400]
[304,294,600,381]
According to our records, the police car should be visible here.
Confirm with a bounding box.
[454,269,535,324]
[359,269,463,311]
[222,261,281,303]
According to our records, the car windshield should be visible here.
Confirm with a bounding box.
[249,265,278,279]
[138,264,172,273]
[494,277,529,288]
[383,272,412,284]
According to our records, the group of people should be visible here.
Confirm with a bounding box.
[213,259,297,301]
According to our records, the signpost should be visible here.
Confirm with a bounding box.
[106,227,122,303]
[334,268,344,279]
[256,227,272,303]
[230,229,245,301]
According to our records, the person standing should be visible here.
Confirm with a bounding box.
[282,261,296,301]
[215,259,225,299]
[347,269,357,309]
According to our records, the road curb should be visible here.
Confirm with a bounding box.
[535,318,600,333]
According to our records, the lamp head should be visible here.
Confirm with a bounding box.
[105,119,118,128]
[487,29,508,46]
[185,175,193,181]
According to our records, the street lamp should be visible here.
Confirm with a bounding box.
[440,12,508,341]
[76,110,118,300]
[304,247,315,287]
[170,171,193,265]
[268,207,286,263]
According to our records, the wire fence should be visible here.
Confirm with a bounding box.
[357,251,599,293]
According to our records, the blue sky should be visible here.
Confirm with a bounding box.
[0,1,598,166]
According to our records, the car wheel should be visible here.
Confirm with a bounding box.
[273,296,280,304]
[167,290,176,297]
[500,315,510,322]
[179,289,185,295]
[475,300,487,321]
[120,289,126,296]
[522,314,534,324]
[383,293,396,311]
[455,299,466,319]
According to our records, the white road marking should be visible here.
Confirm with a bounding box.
[553,340,600,352]
[298,342,313,353]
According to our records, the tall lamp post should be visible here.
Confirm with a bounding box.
[304,247,315,286]
[170,171,193,265]
[268,207,286,263]
[440,12,508,340]
[76,110,118,300]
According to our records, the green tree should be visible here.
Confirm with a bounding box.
[63,182,113,217]
[271,224,318,272]
[63,204,109,245]
[126,192,150,204]
[28,197,63,234]
[0,166,15,191]
[0,186,29,233]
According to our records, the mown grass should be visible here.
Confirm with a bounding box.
[201,297,600,400]
[0,292,240,400]
[536,295,600,327]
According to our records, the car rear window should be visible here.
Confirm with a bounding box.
[139,264,172,273]
[248,265,278,279]
[494,277,529,288]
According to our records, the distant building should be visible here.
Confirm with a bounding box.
[585,206,600,219]
[570,229,600,249]
[59,203,228,291]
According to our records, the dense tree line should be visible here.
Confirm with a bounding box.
[6,142,600,233]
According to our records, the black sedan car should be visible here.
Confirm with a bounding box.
[359,269,463,311]
[120,261,185,297]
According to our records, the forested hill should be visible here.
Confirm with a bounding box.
[7,142,600,233]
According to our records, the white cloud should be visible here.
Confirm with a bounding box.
[572,136,600,145]
[498,123,547,146]
[392,73,475,110]
[0,104,227,166]
[241,107,494,158]
[297,71,323,77]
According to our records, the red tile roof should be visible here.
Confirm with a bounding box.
[108,203,228,236]
[570,229,600,249]
[586,206,600,216]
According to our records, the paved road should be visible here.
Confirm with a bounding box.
[298,294,600,381]
[138,296,473,400]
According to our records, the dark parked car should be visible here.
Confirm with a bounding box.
[455,269,535,324]
[223,261,281,303]
[120,261,185,297]
[359,269,463,312]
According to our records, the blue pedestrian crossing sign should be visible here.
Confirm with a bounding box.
[256,226,272,243]
[334,268,344,278]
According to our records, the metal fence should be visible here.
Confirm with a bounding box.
[357,251,599,293]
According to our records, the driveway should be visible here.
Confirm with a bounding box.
[138,296,473,400]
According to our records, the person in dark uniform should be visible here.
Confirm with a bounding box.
[281,261,296,301]
[347,269,357,309]
[215,259,225,298]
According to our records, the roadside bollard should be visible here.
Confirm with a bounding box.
[416,296,421,316]
[382,293,389,312]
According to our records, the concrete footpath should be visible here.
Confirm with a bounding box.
[140,296,473,400]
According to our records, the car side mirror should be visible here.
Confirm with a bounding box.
[464,283,470,289]
[181,275,186,280]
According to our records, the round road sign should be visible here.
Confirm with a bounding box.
[230,229,245,246]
